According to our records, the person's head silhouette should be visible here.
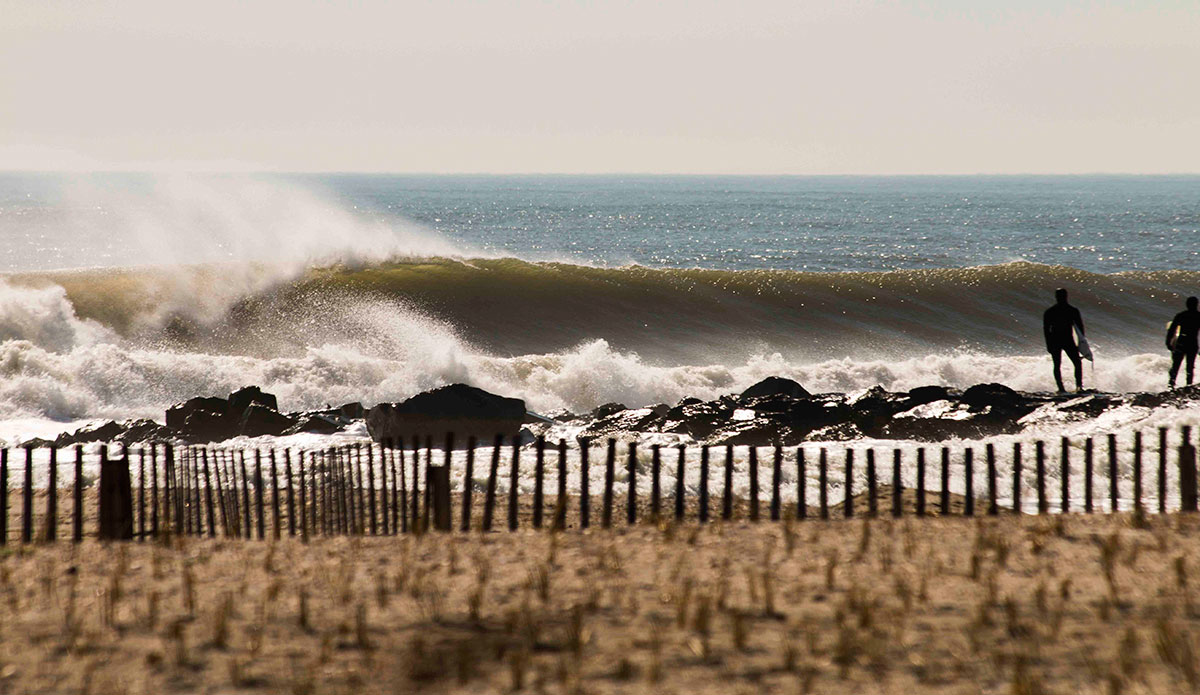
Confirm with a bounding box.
[1188,296,1198,311]
[1055,288,1068,304]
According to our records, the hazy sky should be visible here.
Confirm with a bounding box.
[3,0,1197,174]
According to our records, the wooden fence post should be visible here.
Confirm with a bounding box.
[555,439,568,530]
[627,442,638,525]
[580,438,591,529]
[722,443,733,521]
[202,449,217,537]
[98,444,134,541]
[770,445,781,522]
[47,447,59,542]
[843,449,854,519]
[602,439,615,528]
[796,448,806,520]
[1133,432,1143,516]
[379,444,390,535]
[986,443,997,516]
[483,435,500,532]
[429,462,452,532]
[239,451,252,539]
[1180,426,1197,512]
[1159,427,1169,515]
[150,445,159,539]
[1109,434,1119,513]
[254,450,266,539]
[651,444,662,522]
[392,444,403,534]
[963,447,974,517]
[411,439,422,534]
[136,448,144,541]
[462,437,476,532]
[22,446,33,543]
[676,444,687,522]
[699,445,710,523]
[271,449,282,539]
[166,444,179,536]
[818,448,828,520]
[1084,438,1094,514]
[940,447,950,516]
[533,436,545,529]
[508,436,520,532]
[213,451,231,537]
[298,451,309,542]
[865,449,876,518]
[286,450,297,537]
[1011,442,1021,515]
[1,449,8,545]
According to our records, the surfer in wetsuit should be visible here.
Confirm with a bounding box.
[1166,296,1200,388]
[1043,288,1085,393]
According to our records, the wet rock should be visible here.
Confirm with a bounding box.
[181,410,236,443]
[238,404,297,437]
[115,419,175,444]
[739,377,810,401]
[55,420,124,447]
[366,384,526,446]
[165,396,228,430]
[961,383,1026,412]
[905,385,953,407]
[336,402,366,420]
[228,386,278,421]
[591,402,627,419]
[661,400,733,440]
[581,407,663,440]
[283,414,343,436]
[710,418,795,446]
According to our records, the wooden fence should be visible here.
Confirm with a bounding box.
[0,426,1196,543]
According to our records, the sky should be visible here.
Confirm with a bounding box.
[2,0,1198,175]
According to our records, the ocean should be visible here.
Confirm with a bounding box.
[1,173,1198,445]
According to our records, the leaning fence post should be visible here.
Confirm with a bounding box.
[1108,434,1119,513]
[1084,438,1094,514]
[986,443,997,516]
[1035,441,1047,515]
[271,449,282,539]
[627,442,638,525]
[533,435,545,529]
[201,449,216,538]
[915,448,925,517]
[865,449,876,518]
[676,444,687,522]
[166,444,179,536]
[602,439,615,528]
[1180,426,1197,513]
[298,451,309,542]
[699,444,710,523]
[797,448,807,520]
[843,449,854,519]
[651,444,662,522]
[818,448,829,520]
[462,437,476,532]
[1060,437,1070,514]
[508,436,520,532]
[580,438,591,529]
[379,444,390,535]
[22,446,33,543]
[239,451,252,539]
[254,450,266,539]
[1159,427,1169,515]
[1133,432,1143,516]
[136,448,144,541]
[483,435,500,532]
[722,444,733,521]
[286,450,297,537]
[749,446,760,522]
[940,447,950,516]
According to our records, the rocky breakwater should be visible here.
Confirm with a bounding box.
[564,378,1200,446]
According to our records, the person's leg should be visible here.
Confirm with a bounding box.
[1051,348,1065,392]
[1170,350,1184,388]
[1187,349,1197,385]
[1069,352,1083,391]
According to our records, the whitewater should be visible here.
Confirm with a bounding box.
[1,173,1197,448]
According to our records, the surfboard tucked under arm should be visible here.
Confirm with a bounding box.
[1076,326,1093,361]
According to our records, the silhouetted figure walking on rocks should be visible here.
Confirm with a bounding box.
[1044,288,1085,393]
[1167,296,1200,389]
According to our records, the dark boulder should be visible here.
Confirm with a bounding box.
[181,409,236,443]
[580,406,668,440]
[165,396,227,430]
[56,420,124,447]
[228,386,278,421]
[961,383,1026,412]
[366,384,526,446]
[238,403,297,438]
[710,418,796,446]
[740,377,810,401]
[336,402,366,420]
[661,400,734,440]
[905,385,952,407]
[591,402,627,420]
[115,419,175,444]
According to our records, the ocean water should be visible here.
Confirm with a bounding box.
[1,173,1198,445]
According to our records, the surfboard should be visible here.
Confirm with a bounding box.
[1076,326,1093,361]
[1167,320,1181,352]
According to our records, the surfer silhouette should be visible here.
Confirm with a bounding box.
[1043,288,1086,393]
[1166,296,1200,389]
